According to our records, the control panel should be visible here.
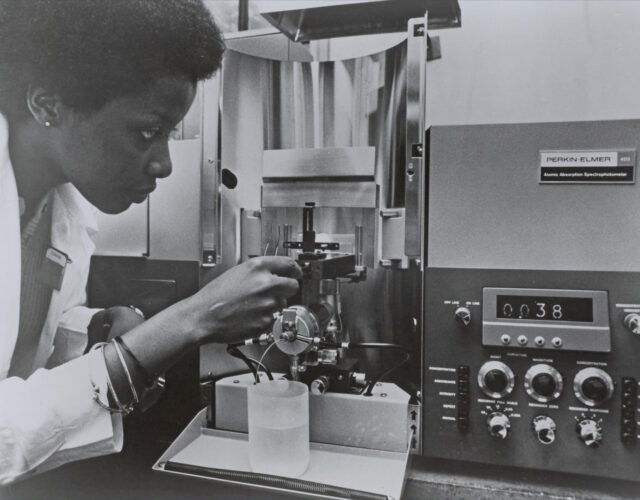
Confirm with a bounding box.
[423,268,640,481]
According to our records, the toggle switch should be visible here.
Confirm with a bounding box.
[454,307,471,327]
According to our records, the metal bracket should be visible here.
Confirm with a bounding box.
[202,250,217,266]
[284,241,340,251]
[240,209,262,260]
[281,308,298,339]
[380,208,409,269]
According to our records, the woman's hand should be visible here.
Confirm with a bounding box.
[100,257,301,401]
[184,256,302,345]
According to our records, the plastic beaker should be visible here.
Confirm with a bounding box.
[247,379,309,477]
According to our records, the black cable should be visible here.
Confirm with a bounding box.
[226,344,259,383]
[362,351,411,396]
[321,341,409,351]
[226,344,274,382]
[320,341,412,396]
[245,356,274,381]
[346,343,411,396]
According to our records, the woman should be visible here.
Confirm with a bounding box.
[0,0,301,484]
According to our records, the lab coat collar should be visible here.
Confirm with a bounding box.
[54,183,99,237]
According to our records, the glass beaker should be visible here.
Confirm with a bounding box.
[247,379,310,477]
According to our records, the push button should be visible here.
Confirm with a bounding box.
[620,377,637,444]
[456,365,471,433]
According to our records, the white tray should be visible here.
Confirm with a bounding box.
[153,408,411,500]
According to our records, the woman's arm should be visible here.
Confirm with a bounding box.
[99,256,301,412]
[0,349,124,485]
[0,256,300,484]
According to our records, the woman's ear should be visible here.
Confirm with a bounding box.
[25,85,63,128]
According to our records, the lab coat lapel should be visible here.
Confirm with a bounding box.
[0,109,98,376]
[0,115,22,379]
[30,185,97,370]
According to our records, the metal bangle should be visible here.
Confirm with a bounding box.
[100,344,134,415]
[113,336,159,388]
[112,340,140,405]
[90,341,108,351]
[91,383,129,415]
[88,343,130,414]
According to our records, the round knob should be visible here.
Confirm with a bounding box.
[624,313,640,335]
[582,377,608,401]
[478,361,515,399]
[455,307,471,326]
[532,415,556,445]
[524,364,563,403]
[485,370,508,393]
[487,412,511,439]
[310,376,330,395]
[577,419,603,448]
[533,374,555,396]
[573,368,614,407]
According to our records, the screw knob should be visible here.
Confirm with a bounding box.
[624,313,640,334]
[532,415,557,445]
[310,376,330,395]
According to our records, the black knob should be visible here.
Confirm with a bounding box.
[485,369,508,394]
[582,377,608,402]
[531,373,556,398]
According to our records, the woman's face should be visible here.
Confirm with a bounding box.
[55,74,197,214]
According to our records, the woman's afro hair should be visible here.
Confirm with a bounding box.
[0,0,225,116]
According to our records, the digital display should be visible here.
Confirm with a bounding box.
[496,295,593,323]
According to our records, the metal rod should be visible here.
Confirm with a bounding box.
[355,225,364,268]
[283,224,292,256]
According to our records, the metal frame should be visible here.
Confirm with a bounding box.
[404,15,427,265]
[200,74,222,266]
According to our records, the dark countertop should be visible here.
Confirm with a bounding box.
[5,447,640,500]
[4,422,640,500]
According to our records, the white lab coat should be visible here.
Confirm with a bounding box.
[0,114,122,484]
